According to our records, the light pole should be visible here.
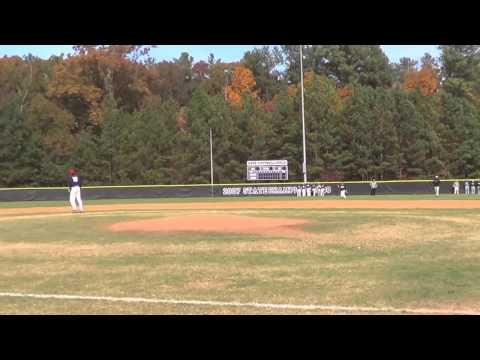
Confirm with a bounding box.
[300,45,307,183]
[210,128,214,197]
[224,68,230,101]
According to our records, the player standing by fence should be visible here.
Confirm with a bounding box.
[306,184,312,197]
[370,178,378,196]
[68,168,84,212]
[320,184,325,197]
[339,183,347,199]
[465,180,470,195]
[433,176,440,197]
[453,181,460,195]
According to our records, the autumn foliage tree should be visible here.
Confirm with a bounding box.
[47,46,151,130]
[404,63,440,96]
[337,86,352,100]
[4,45,480,187]
[0,57,27,107]
[26,94,76,157]
[225,65,257,106]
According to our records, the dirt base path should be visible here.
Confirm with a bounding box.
[1,199,480,216]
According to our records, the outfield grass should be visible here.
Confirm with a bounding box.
[1,206,480,314]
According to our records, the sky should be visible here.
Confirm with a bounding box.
[0,45,441,64]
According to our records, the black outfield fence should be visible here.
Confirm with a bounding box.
[0,180,474,202]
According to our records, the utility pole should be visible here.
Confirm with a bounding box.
[210,128,214,197]
[300,45,307,183]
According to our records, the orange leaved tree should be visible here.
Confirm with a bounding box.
[404,63,439,96]
[225,65,257,106]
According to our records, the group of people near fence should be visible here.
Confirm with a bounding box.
[363,177,479,197]
[295,184,328,197]
[294,183,349,198]
[451,180,480,195]
[294,177,479,198]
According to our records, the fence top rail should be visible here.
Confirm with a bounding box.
[0,179,471,191]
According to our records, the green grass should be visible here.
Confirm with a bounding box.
[1,206,480,314]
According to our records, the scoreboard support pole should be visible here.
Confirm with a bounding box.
[210,128,214,197]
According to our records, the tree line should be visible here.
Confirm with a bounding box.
[1,45,480,187]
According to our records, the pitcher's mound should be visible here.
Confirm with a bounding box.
[108,214,310,237]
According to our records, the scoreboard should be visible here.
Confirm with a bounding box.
[246,160,288,181]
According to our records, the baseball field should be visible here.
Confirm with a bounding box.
[1,195,480,314]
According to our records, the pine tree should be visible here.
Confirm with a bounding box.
[129,99,179,184]
[439,92,480,177]
[303,74,343,180]
[0,99,43,186]
[340,86,400,180]
[393,91,427,177]
[407,91,446,176]
[182,89,229,183]
[267,87,302,180]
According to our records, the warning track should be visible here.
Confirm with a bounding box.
[1,199,480,216]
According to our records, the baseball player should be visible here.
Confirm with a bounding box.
[453,181,460,195]
[471,180,476,195]
[433,175,440,197]
[312,184,318,197]
[476,180,480,195]
[296,185,301,197]
[369,178,378,196]
[465,180,470,195]
[339,183,347,199]
[68,168,84,212]
[301,185,306,197]
[306,184,312,197]
[320,184,326,197]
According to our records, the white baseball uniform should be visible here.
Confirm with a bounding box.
[69,175,83,211]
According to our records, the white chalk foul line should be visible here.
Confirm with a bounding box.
[0,292,477,314]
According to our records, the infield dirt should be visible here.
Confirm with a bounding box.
[2,199,480,217]
[108,214,311,237]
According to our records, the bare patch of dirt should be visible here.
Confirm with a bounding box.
[0,241,155,257]
[425,216,478,225]
[160,237,329,253]
[351,223,429,243]
[108,214,311,238]
[340,222,462,249]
